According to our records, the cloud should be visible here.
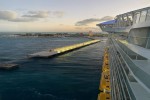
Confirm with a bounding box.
[0,11,17,20]
[75,16,113,26]
[52,11,64,18]
[10,18,38,22]
[22,11,64,18]
[0,10,39,22]
[22,11,50,18]
[59,24,64,26]
[0,10,64,22]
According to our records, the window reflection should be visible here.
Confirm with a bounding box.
[128,28,149,48]
[140,10,147,22]
[146,9,150,21]
[136,13,140,24]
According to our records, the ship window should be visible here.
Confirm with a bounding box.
[119,16,123,27]
[128,14,133,21]
[128,14,133,25]
[123,15,127,21]
[140,10,147,22]
[146,9,150,21]
[128,28,149,48]
[133,14,136,24]
[146,28,150,49]
[133,12,140,24]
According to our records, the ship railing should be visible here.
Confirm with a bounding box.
[111,38,150,93]
[112,47,134,99]
[109,48,130,100]
[115,7,150,28]
[109,38,136,100]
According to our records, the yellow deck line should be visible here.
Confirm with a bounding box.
[98,48,111,100]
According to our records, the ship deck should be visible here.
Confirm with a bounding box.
[133,60,150,76]
[131,82,150,100]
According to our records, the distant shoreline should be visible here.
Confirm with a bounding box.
[15,32,108,37]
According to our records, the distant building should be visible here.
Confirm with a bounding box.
[88,31,93,37]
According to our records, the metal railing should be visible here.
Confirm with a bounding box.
[108,38,137,100]
[111,38,150,92]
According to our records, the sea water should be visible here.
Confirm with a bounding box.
[0,36,105,100]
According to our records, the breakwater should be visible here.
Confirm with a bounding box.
[29,40,100,58]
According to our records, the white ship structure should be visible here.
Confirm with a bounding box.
[97,7,150,100]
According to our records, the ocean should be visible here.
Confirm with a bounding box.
[0,36,105,100]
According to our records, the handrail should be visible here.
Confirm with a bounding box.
[112,38,150,92]
[109,39,136,100]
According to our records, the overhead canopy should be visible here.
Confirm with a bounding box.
[100,20,116,25]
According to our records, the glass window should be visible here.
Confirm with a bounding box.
[140,10,147,22]
[128,14,133,25]
[123,15,127,21]
[115,17,119,27]
[128,15,133,21]
[136,13,140,23]
[133,12,140,24]
[146,9,150,21]
[119,16,123,27]
[146,29,150,48]
[128,28,149,48]
[133,14,136,24]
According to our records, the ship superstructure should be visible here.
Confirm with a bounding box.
[97,7,150,100]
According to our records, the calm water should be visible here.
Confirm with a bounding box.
[0,37,105,100]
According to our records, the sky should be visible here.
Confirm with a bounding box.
[0,0,149,32]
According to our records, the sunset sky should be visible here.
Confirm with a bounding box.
[0,0,149,32]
